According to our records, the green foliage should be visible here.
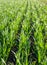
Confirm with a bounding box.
[0,0,47,65]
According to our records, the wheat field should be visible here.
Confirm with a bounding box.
[0,0,47,65]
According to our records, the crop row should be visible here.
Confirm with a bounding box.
[0,0,47,65]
